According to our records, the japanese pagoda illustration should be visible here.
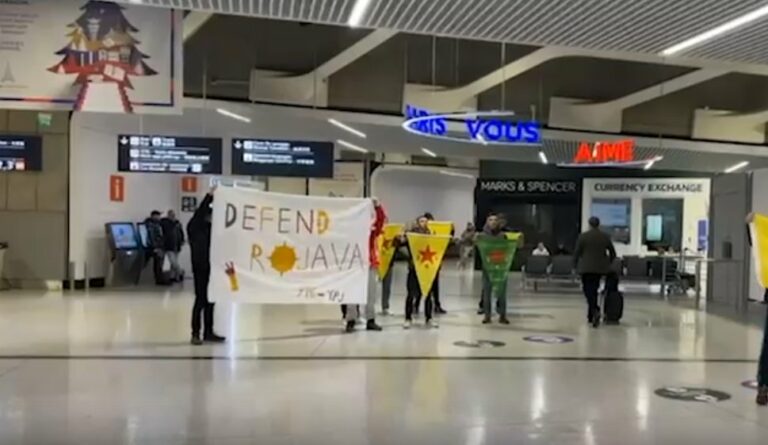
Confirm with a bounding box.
[48,1,157,113]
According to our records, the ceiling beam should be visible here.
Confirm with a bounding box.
[313,29,397,79]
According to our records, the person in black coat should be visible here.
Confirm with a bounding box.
[574,216,617,328]
[144,210,168,285]
[187,187,225,345]
[160,210,185,282]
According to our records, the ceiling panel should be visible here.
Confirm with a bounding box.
[123,0,768,64]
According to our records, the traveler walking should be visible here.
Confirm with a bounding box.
[574,217,617,328]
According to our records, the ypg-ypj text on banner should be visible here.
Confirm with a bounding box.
[210,187,373,304]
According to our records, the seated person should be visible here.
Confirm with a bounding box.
[532,242,550,257]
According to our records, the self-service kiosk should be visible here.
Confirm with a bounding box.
[105,222,144,286]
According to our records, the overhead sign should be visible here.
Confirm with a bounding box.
[0,135,42,171]
[478,179,579,195]
[558,139,663,168]
[118,135,223,174]
[232,138,334,178]
[574,140,635,164]
[593,182,705,193]
[0,0,182,114]
[402,105,542,146]
[209,186,372,304]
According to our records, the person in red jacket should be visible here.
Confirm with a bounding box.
[345,198,386,333]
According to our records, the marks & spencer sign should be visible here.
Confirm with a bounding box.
[479,180,579,195]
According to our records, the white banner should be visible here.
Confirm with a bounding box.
[0,0,182,114]
[210,186,373,304]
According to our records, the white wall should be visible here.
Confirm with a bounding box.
[749,169,768,301]
[371,165,475,229]
[69,109,260,280]
[582,178,711,257]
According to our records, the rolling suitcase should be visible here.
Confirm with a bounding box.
[603,272,623,324]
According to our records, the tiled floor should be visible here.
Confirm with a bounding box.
[0,265,766,444]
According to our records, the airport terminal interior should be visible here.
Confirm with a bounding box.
[5,0,768,443]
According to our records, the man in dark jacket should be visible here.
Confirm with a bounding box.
[574,216,617,328]
[161,210,185,282]
[187,188,225,345]
[144,210,168,285]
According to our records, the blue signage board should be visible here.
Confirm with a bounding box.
[403,104,542,146]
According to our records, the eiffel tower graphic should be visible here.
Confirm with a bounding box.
[1,62,14,83]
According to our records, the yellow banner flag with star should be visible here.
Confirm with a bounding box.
[428,221,454,236]
[750,213,768,288]
[407,233,451,298]
[378,223,404,279]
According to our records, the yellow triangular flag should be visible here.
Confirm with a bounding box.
[505,231,523,242]
[407,233,451,298]
[750,213,768,288]
[378,223,404,279]
[428,221,454,236]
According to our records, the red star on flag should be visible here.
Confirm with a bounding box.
[419,245,437,265]
[489,249,506,264]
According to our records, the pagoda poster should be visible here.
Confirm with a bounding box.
[0,0,182,114]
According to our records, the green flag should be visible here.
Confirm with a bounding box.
[476,235,518,296]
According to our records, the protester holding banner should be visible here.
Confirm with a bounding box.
[403,215,450,328]
[746,212,768,405]
[424,213,452,314]
[378,223,404,316]
[344,198,386,333]
[187,187,225,345]
[477,214,517,324]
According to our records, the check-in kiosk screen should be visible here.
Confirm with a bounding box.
[137,223,149,249]
[231,138,333,178]
[0,135,42,171]
[108,223,139,250]
[118,135,223,174]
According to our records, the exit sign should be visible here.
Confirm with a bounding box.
[574,140,635,164]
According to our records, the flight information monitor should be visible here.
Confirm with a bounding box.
[231,138,334,178]
[0,135,42,171]
[118,135,223,174]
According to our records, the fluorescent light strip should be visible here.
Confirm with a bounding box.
[660,5,768,56]
[724,160,749,173]
[538,151,548,165]
[337,139,369,153]
[328,118,367,139]
[216,108,251,123]
[348,0,373,27]
[421,147,437,157]
[439,169,475,179]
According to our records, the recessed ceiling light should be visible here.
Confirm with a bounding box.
[421,147,437,157]
[328,118,366,139]
[348,0,373,27]
[660,5,768,56]
[216,108,251,123]
[337,139,369,153]
[724,160,749,173]
[538,151,548,165]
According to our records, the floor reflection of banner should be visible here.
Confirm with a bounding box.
[309,162,364,198]
[0,0,182,114]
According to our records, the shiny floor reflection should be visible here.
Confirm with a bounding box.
[0,266,764,443]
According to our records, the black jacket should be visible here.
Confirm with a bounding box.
[144,218,164,250]
[160,218,185,252]
[574,228,617,274]
[187,194,213,269]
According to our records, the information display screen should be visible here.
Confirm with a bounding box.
[0,135,42,171]
[118,135,222,174]
[106,223,139,250]
[231,138,334,178]
[646,215,663,242]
